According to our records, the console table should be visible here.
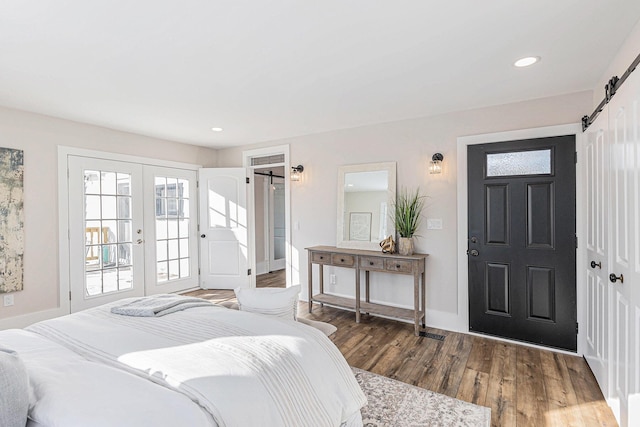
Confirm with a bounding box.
[306,245,428,336]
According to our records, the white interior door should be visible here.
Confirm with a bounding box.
[608,68,640,427]
[584,111,611,397]
[143,166,198,295]
[68,156,145,311]
[198,168,254,289]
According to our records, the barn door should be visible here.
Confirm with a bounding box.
[607,67,640,427]
[583,110,611,398]
[467,135,577,351]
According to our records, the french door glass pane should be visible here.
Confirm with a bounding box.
[154,174,192,283]
[84,170,134,297]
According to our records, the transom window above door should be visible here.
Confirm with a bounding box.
[486,148,552,177]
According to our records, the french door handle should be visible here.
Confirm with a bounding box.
[590,261,602,269]
[609,273,624,284]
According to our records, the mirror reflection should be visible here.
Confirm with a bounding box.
[337,162,396,250]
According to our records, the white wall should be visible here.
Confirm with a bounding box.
[592,19,640,106]
[0,106,217,323]
[217,90,592,329]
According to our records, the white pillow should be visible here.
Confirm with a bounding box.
[0,347,29,427]
[235,285,301,320]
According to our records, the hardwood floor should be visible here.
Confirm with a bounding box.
[187,272,617,427]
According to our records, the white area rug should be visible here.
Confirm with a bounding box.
[355,368,491,427]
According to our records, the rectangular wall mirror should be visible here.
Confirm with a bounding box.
[336,162,396,250]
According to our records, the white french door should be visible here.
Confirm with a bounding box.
[143,166,199,295]
[68,157,198,312]
[68,157,145,312]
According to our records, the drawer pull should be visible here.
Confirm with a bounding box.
[396,264,401,269]
[369,261,374,266]
[319,256,324,259]
[340,258,345,262]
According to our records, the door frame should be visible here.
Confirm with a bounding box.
[242,145,292,288]
[456,123,587,355]
[58,146,202,314]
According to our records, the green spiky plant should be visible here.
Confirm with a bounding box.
[393,188,425,238]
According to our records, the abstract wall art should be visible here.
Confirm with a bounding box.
[0,147,24,293]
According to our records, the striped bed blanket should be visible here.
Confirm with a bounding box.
[27,297,366,427]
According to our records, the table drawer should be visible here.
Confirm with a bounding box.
[331,253,356,267]
[311,252,331,264]
[385,259,414,273]
[360,256,384,270]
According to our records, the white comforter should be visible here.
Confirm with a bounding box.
[25,299,366,427]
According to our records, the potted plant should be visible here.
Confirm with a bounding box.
[393,188,425,255]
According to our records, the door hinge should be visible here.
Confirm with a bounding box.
[246,177,250,184]
[576,322,579,334]
[575,151,578,164]
[575,234,578,248]
[247,268,252,275]
[69,291,72,301]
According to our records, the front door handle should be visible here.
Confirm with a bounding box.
[468,249,479,257]
[590,261,602,269]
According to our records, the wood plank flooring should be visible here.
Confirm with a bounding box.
[186,272,617,427]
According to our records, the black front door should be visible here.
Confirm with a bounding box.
[467,135,577,351]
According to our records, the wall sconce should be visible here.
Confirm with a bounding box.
[429,153,444,174]
[291,165,304,181]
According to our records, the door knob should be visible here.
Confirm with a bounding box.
[136,239,143,244]
[468,249,479,257]
[200,234,206,238]
[590,261,602,269]
[609,273,624,284]
[470,236,478,243]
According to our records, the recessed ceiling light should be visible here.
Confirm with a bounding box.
[211,127,223,132]
[514,56,540,68]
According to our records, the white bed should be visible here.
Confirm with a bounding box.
[0,297,366,427]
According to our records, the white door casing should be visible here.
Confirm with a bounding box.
[242,145,292,289]
[68,156,145,312]
[198,168,254,290]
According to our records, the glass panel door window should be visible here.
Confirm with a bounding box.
[144,166,198,294]
[154,176,191,282]
[68,156,145,312]
[84,170,134,295]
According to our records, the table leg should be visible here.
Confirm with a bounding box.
[413,271,420,336]
[355,268,361,323]
[308,257,313,313]
[319,264,324,307]
[365,270,370,303]
[421,269,426,328]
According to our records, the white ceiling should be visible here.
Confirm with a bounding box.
[1,1,639,149]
